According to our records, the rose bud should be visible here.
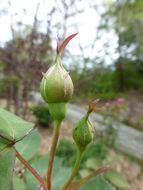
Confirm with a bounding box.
[72,99,103,152]
[40,33,78,123]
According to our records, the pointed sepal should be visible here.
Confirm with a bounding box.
[57,33,78,56]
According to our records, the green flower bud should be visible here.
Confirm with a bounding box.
[72,99,103,152]
[40,33,78,123]
[40,58,73,104]
[72,113,94,152]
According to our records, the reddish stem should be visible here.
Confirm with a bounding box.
[13,147,47,190]
[68,166,109,190]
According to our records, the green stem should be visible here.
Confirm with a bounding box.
[61,149,83,190]
[47,120,61,190]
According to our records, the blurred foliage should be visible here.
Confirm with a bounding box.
[70,0,143,101]
[56,139,108,169]
[56,138,130,189]
[0,27,53,115]
[80,158,130,189]
[104,169,130,189]
[31,105,53,127]
[71,62,143,101]
[79,175,115,190]
[98,99,127,147]
[0,74,20,96]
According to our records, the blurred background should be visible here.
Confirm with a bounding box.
[0,0,143,189]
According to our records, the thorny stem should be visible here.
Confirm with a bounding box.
[13,147,47,190]
[47,120,61,190]
[61,149,83,190]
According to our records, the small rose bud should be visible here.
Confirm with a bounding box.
[40,58,73,104]
[72,112,94,152]
[72,99,103,152]
[40,33,78,122]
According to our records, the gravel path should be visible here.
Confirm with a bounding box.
[67,104,143,159]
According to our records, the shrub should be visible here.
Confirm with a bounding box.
[31,105,53,127]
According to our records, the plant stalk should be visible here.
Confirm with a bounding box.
[47,120,61,190]
[61,149,82,190]
[68,166,109,190]
[13,147,47,190]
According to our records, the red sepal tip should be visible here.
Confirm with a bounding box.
[88,99,104,113]
[57,33,78,56]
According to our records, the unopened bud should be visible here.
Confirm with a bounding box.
[40,58,73,104]
[72,113,94,152]
[72,99,103,152]
[40,33,78,122]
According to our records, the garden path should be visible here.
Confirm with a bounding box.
[30,92,143,159]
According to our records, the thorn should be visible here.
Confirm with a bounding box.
[64,71,69,79]
[42,72,48,80]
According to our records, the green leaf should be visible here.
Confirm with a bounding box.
[80,175,116,190]
[86,158,102,170]
[79,169,91,178]
[52,157,72,190]
[15,129,41,161]
[14,174,26,190]
[103,154,121,165]
[0,108,34,143]
[0,148,16,190]
[104,169,130,188]
[0,136,10,151]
